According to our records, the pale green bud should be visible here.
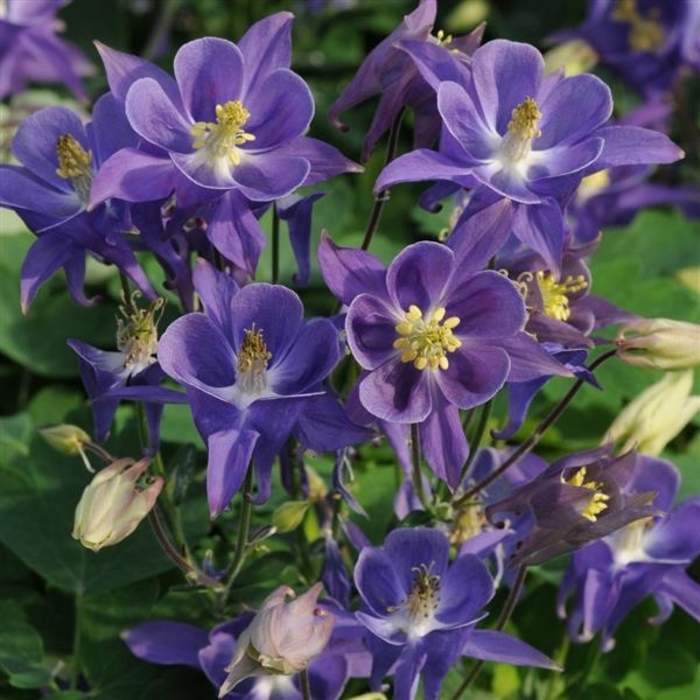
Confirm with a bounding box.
[72,458,163,551]
[39,424,91,456]
[606,370,700,456]
[617,318,700,370]
[543,39,598,76]
[272,500,309,533]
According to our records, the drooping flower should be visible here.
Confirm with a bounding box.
[354,527,559,700]
[328,0,483,160]
[374,38,683,271]
[157,261,344,516]
[320,234,527,487]
[558,455,700,650]
[123,600,370,700]
[486,446,660,566]
[0,0,94,100]
[72,457,163,551]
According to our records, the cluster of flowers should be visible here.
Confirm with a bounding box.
[3,1,700,699]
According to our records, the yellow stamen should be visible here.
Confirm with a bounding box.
[56,134,93,203]
[393,305,461,371]
[535,270,588,322]
[611,0,664,52]
[501,97,542,163]
[190,99,256,166]
[577,169,611,203]
[116,293,164,372]
[237,326,272,375]
[564,466,610,522]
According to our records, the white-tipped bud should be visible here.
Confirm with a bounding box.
[72,458,163,551]
[617,318,700,370]
[39,424,91,456]
[606,370,700,456]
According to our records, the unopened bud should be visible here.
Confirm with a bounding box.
[305,465,328,501]
[39,424,91,456]
[606,370,700,455]
[272,500,309,533]
[617,318,700,370]
[543,39,598,76]
[219,583,334,697]
[72,458,163,551]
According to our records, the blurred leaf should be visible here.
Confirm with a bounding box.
[0,600,52,689]
[0,413,33,457]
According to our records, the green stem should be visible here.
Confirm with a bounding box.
[360,107,405,252]
[119,272,135,312]
[142,0,180,61]
[70,592,84,690]
[450,565,528,700]
[271,202,280,284]
[454,349,617,508]
[300,668,312,700]
[456,398,493,487]
[410,423,430,511]
[221,465,255,604]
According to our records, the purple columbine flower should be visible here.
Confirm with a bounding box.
[354,527,559,700]
[374,38,683,271]
[328,0,483,160]
[123,600,371,700]
[548,0,699,98]
[157,261,343,516]
[486,446,660,566]
[320,234,527,487]
[0,0,93,100]
[558,455,700,651]
[0,96,155,309]
[91,13,359,206]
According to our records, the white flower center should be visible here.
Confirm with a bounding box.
[386,563,441,641]
[56,134,93,204]
[500,97,542,165]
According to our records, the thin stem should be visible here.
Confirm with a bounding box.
[456,398,493,487]
[450,566,528,700]
[70,592,84,690]
[221,465,255,603]
[454,349,617,508]
[410,423,430,511]
[148,506,220,587]
[360,107,405,252]
[142,0,180,62]
[119,272,135,312]
[271,202,280,284]
[300,668,312,700]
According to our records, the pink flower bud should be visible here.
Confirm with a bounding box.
[72,458,163,551]
[617,318,700,370]
[219,583,334,698]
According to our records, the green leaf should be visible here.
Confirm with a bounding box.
[0,600,52,689]
[0,430,173,594]
[0,413,33,457]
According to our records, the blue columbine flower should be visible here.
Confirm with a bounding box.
[157,261,343,516]
[558,454,700,651]
[374,38,683,271]
[354,527,558,700]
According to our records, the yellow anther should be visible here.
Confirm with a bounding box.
[116,293,164,372]
[611,0,664,52]
[564,467,610,522]
[501,97,542,164]
[393,305,461,371]
[56,134,93,202]
[434,29,454,47]
[535,270,588,322]
[577,169,611,202]
[190,99,256,166]
[237,326,272,375]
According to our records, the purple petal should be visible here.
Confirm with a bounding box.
[207,427,259,517]
[230,283,303,360]
[386,241,454,313]
[239,12,294,90]
[354,547,405,615]
[276,136,363,186]
[657,569,700,624]
[420,400,468,488]
[0,165,80,218]
[470,40,544,134]
[318,233,387,306]
[346,293,399,370]
[438,554,493,625]
[229,152,310,200]
[374,149,470,193]
[358,360,432,423]
[593,126,684,169]
[530,138,604,180]
[174,38,244,122]
[512,200,565,275]
[192,258,239,339]
[122,621,209,667]
[89,148,175,206]
[537,74,612,149]
[645,498,700,563]
[462,629,560,669]
[502,333,574,383]
[125,77,193,153]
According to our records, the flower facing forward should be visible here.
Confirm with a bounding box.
[354,528,558,700]
[72,457,163,551]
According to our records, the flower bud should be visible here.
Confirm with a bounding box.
[543,39,598,76]
[271,500,309,533]
[606,370,700,456]
[219,583,334,697]
[617,318,700,370]
[72,458,163,551]
[39,424,91,456]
